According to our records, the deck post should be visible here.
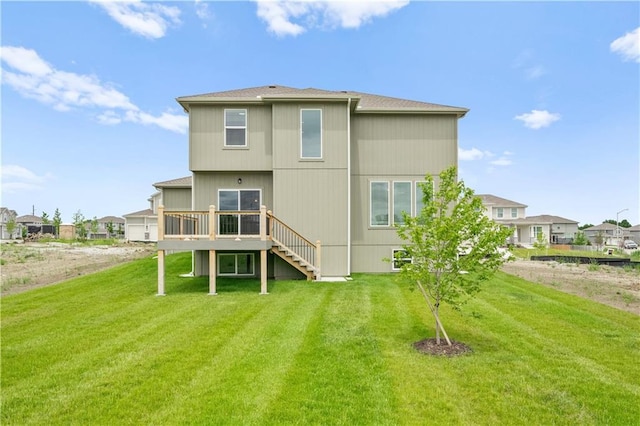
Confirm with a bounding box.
[315,240,321,281]
[209,250,217,295]
[260,205,267,241]
[260,249,268,295]
[157,250,166,296]
[209,205,216,240]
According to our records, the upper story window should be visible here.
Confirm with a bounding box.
[511,208,518,218]
[225,109,247,147]
[496,207,504,218]
[300,109,322,159]
[370,180,428,228]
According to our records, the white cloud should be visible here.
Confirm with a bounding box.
[512,50,547,80]
[1,165,54,193]
[254,0,409,37]
[459,147,493,161]
[610,27,640,63]
[490,156,513,167]
[195,0,211,21]
[514,109,561,129]
[1,46,187,134]
[90,0,182,39]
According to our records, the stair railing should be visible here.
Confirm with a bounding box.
[267,211,321,277]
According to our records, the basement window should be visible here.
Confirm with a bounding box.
[218,253,255,276]
[391,249,412,271]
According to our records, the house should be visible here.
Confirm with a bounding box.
[628,225,640,244]
[156,84,469,294]
[124,176,192,242]
[90,216,126,239]
[583,223,631,246]
[0,207,18,239]
[477,195,578,245]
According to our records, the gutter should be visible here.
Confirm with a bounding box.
[347,97,352,276]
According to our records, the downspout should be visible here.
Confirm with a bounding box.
[347,98,352,276]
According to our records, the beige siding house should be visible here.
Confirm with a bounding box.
[124,176,192,242]
[157,85,468,294]
[478,195,578,245]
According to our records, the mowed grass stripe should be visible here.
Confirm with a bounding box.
[2,254,639,425]
[145,282,330,425]
[260,281,399,425]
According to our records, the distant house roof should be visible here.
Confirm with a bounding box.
[583,223,618,231]
[477,194,527,208]
[15,215,42,223]
[123,209,155,217]
[154,176,192,188]
[628,225,640,231]
[525,215,578,224]
[97,216,125,224]
[176,85,469,116]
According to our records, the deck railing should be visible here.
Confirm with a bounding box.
[157,205,320,277]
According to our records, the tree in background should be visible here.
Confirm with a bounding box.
[603,219,631,228]
[106,221,115,238]
[6,218,17,239]
[53,209,62,237]
[41,212,50,225]
[393,167,513,347]
[73,210,87,241]
[533,230,548,251]
[578,223,594,230]
[90,217,99,238]
[573,231,588,246]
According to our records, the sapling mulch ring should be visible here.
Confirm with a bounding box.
[392,166,513,356]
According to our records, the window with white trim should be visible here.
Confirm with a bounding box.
[393,182,412,225]
[218,253,255,276]
[370,181,390,226]
[497,208,504,218]
[225,109,247,147]
[391,249,412,271]
[300,109,322,159]
[511,208,517,218]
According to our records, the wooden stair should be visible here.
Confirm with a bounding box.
[270,240,320,281]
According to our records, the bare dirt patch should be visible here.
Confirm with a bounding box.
[502,259,640,315]
[1,241,157,296]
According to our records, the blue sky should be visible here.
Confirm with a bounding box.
[1,1,638,226]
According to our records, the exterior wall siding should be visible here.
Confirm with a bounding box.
[162,188,192,210]
[192,171,273,210]
[350,114,457,273]
[190,105,272,171]
[271,102,350,276]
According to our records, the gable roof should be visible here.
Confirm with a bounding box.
[583,223,618,231]
[97,216,125,224]
[15,214,42,223]
[476,194,527,208]
[123,209,155,217]
[177,85,468,116]
[524,214,578,224]
[153,176,192,188]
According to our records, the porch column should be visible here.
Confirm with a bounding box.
[260,249,268,295]
[209,250,217,295]
[260,205,267,241]
[315,240,322,281]
[157,250,165,296]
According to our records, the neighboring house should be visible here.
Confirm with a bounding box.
[156,84,469,294]
[124,176,192,242]
[90,216,126,239]
[477,195,578,245]
[628,225,640,244]
[583,223,632,246]
[0,207,18,239]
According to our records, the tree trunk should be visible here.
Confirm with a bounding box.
[417,280,452,346]
[435,304,441,344]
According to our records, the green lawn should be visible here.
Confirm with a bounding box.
[2,253,639,425]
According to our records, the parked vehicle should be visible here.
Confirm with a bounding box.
[623,240,638,249]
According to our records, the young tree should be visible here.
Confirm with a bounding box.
[41,211,50,225]
[53,208,62,237]
[6,218,16,239]
[106,221,115,238]
[393,167,513,346]
[72,210,87,241]
[90,216,99,237]
[533,230,548,251]
[573,231,588,246]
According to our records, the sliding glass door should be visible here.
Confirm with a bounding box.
[218,189,261,235]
